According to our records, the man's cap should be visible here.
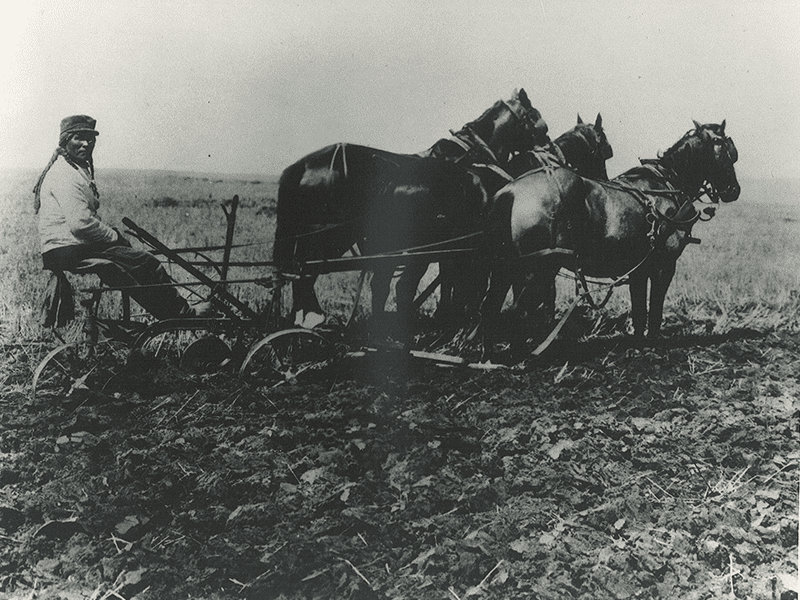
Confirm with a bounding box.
[60,115,99,138]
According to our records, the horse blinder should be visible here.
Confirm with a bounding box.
[724,137,738,163]
[705,134,739,203]
[713,135,737,163]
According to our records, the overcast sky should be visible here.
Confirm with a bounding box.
[1,0,798,180]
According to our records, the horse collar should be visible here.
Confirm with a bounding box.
[446,132,473,154]
[639,160,678,186]
[457,126,501,165]
[549,143,567,166]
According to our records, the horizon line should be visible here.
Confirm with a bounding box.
[0,165,796,183]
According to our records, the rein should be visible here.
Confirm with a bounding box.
[279,216,364,243]
[531,246,656,356]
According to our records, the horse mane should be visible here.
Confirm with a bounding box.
[660,123,726,160]
[552,122,610,180]
[655,124,719,185]
[458,90,534,138]
[456,99,506,137]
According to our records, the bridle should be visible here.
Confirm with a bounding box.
[702,134,738,204]
[501,98,528,121]
[537,125,611,179]
[573,126,612,174]
[493,98,548,151]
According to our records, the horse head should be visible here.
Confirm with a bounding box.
[662,121,740,203]
[565,113,613,180]
[692,120,740,203]
[506,88,551,151]
[465,88,550,164]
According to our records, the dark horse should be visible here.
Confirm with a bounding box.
[480,121,740,359]
[273,89,549,326]
[442,113,613,324]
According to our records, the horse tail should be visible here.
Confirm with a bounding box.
[274,143,358,265]
[273,161,305,265]
[482,186,516,260]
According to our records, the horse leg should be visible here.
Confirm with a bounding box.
[541,276,557,328]
[628,271,648,337]
[436,261,454,323]
[510,266,555,320]
[291,277,323,323]
[395,261,428,343]
[479,265,513,362]
[509,278,535,357]
[647,262,676,338]
[515,265,558,354]
[446,259,479,327]
[457,257,490,327]
[369,266,393,341]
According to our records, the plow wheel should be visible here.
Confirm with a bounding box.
[31,339,128,401]
[239,328,332,383]
[131,319,235,374]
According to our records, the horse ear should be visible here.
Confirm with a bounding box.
[577,114,584,125]
[692,119,702,130]
[720,119,726,133]
[517,88,531,108]
[595,113,603,129]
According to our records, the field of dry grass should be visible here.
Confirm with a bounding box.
[1,169,799,344]
[0,168,276,341]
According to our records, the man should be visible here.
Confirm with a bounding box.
[34,115,210,323]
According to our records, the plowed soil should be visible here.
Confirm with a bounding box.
[1,323,798,599]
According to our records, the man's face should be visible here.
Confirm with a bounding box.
[65,132,96,164]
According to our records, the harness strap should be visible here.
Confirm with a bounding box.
[283,219,362,241]
[530,146,565,169]
[471,163,514,183]
[550,143,567,165]
[330,143,348,178]
[458,126,500,164]
[574,266,616,309]
[444,129,500,166]
[605,164,703,246]
[446,133,473,154]
[378,231,483,255]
